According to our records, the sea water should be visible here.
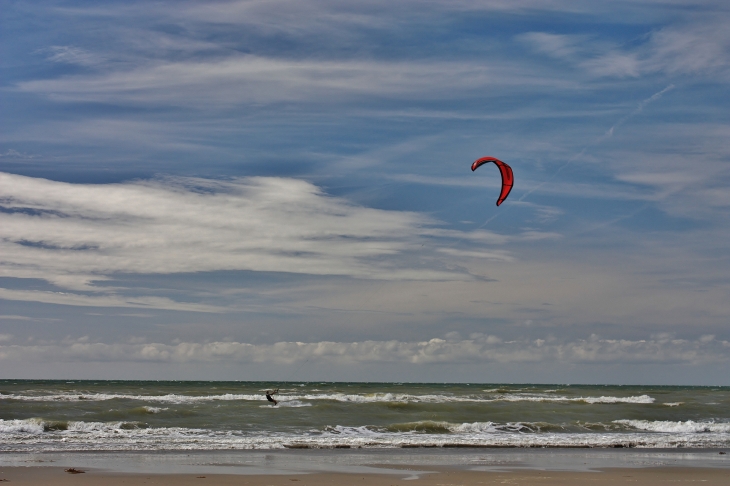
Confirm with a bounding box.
[1,381,728,452]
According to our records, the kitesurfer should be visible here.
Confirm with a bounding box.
[265,388,278,405]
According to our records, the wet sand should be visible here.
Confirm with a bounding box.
[1,466,730,486]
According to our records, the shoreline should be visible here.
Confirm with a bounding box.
[1,465,730,486]
[2,448,728,476]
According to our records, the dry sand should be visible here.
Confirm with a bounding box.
[1,466,729,486]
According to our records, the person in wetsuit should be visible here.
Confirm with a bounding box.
[265,388,278,405]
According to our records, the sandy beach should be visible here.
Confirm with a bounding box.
[2,449,730,486]
[2,466,730,486]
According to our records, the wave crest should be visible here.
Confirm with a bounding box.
[0,392,656,405]
[614,420,730,433]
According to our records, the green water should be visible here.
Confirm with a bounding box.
[1,381,728,451]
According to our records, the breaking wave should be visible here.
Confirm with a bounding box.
[0,392,655,405]
[3,417,728,452]
[0,393,264,403]
[614,420,730,433]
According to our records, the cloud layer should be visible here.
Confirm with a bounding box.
[18,56,549,107]
[1,334,727,366]
[1,172,484,293]
[2,0,730,382]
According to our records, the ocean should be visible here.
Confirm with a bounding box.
[1,381,729,452]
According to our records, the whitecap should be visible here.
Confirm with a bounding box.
[581,395,655,404]
[0,392,265,403]
[2,418,730,452]
[0,391,655,406]
[323,425,380,436]
[276,400,312,408]
[142,406,168,413]
[0,418,46,434]
[614,419,730,433]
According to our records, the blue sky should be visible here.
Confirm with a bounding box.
[1,0,729,383]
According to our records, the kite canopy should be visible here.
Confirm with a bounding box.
[471,156,514,206]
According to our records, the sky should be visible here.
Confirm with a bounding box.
[1,0,729,384]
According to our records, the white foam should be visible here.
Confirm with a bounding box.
[614,420,730,433]
[291,392,656,405]
[142,406,167,413]
[0,393,264,403]
[1,391,655,405]
[324,425,380,436]
[663,402,683,407]
[277,400,312,408]
[2,417,730,452]
[487,394,655,404]
[66,421,126,433]
[581,395,655,404]
[0,418,46,434]
[450,422,511,433]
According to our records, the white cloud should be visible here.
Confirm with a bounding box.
[0,172,498,308]
[1,335,727,365]
[582,52,641,78]
[0,149,35,159]
[605,125,730,218]
[522,16,730,79]
[16,55,575,107]
[517,32,588,60]
[436,248,513,261]
[644,20,730,75]
[41,46,104,66]
[0,288,224,313]
[391,171,661,204]
[0,315,60,322]
[174,0,601,37]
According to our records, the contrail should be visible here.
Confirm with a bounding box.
[602,83,675,140]
[517,84,675,203]
[471,84,674,231]
[574,203,651,236]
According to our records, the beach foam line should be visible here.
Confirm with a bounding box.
[377,421,542,434]
[6,418,726,440]
[2,418,730,452]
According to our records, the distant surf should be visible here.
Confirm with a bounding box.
[1,381,728,452]
[0,391,656,404]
